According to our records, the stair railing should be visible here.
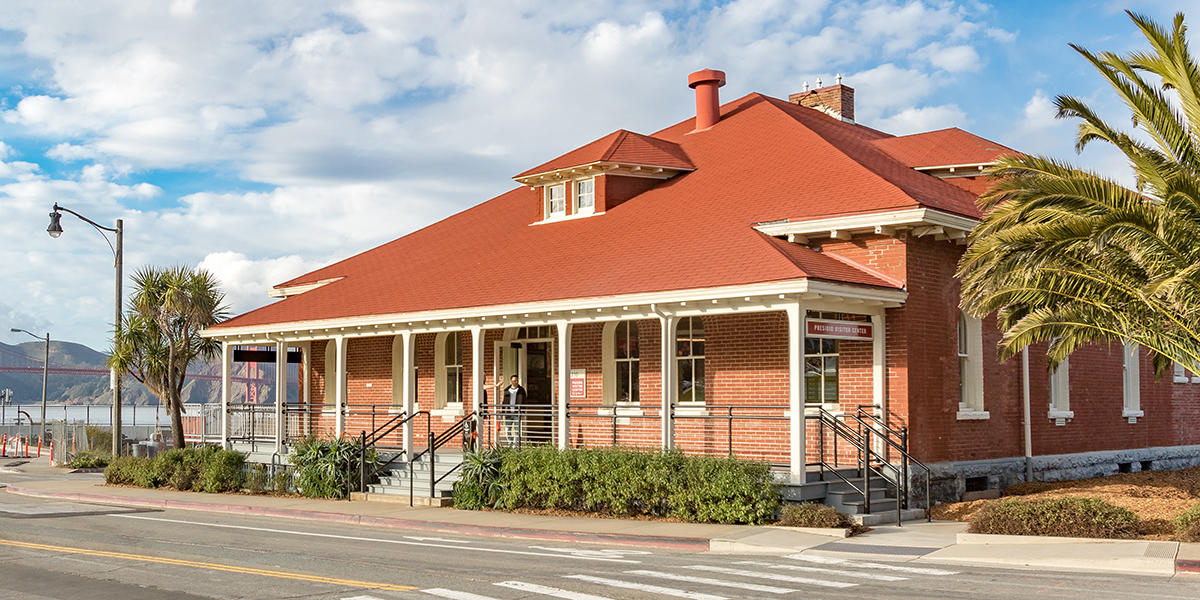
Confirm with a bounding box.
[355,409,428,500]
[406,411,475,507]
[853,407,932,521]
[809,407,914,525]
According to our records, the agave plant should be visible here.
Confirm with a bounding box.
[959,11,1200,375]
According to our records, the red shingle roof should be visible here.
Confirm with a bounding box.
[870,127,1016,168]
[514,129,694,179]
[213,93,1006,331]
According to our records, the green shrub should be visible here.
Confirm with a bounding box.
[104,456,140,485]
[271,468,293,495]
[197,449,246,493]
[779,503,853,528]
[478,446,780,524]
[290,436,380,499]
[453,448,506,510]
[69,450,111,469]
[969,497,1139,539]
[86,425,112,453]
[246,464,269,494]
[1174,501,1200,541]
[129,458,159,488]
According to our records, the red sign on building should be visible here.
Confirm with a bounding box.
[806,319,873,341]
[570,369,587,399]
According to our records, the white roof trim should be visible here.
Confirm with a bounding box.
[753,207,979,238]
[912,161,995,172]
[267,277,345,299]
[514,160,692,186]
[202,278,907,341]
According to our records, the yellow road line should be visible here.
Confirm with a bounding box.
[0,537,417,592]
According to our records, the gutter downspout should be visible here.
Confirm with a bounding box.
[1022,347,1033,481]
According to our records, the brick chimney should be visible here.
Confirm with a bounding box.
[789,75,854,123]
[688,68,726,132]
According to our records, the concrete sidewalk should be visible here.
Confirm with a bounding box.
[3,466,1198,578]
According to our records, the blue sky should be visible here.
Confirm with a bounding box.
[0,0,1192,349]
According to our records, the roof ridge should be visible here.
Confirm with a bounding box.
[601,129,632,161]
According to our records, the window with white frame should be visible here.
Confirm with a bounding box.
[435,332,464,410]
[575,179,595,214]
[1123,342,1142,418]
[323,340,335,406]
[614,321,639,404]
[956,313,986,418]
[676,317,705,403]
[804,337,838,404]
[1174,361,1200,383]
[546,184,565,218]
[1049,356,1072,420]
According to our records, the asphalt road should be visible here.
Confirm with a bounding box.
[0,475,1199,599]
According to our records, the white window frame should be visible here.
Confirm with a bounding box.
[434,331,465,414]
[545,184,566,218]
[575,178,595,215]
[601,320,642,414]
[804,337,838,406]
[323,340,335,407]
[1122,341,1143,420]
[956,314,988,420]
[676,316,706,405]
[1048,356,1073,423]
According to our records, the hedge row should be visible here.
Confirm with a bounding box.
[104,446,247,493]
[968,497,1139,539]
[453,446,780,525]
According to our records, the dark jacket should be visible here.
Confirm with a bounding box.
[502,384,527,406]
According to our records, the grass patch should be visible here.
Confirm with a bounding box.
[968,497,1139,539]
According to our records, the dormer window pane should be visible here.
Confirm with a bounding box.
[576,179,594,213]
[547,184,565,217]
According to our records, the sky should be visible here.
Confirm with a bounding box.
[0,0,1193,350]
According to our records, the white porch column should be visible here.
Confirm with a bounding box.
[471,327,485,446]
[274,341,286,453]
[334,336,348,436]
[220,342,232,450]
[658,314,677,449]
[400,331,415,457]
[300,342,311,437]
[871,313,887,417]
[555,321,572,449]
[785,302,805,481]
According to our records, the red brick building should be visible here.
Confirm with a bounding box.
[202,69,1200,504]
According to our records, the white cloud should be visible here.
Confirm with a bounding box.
[197,251,322,315]
[875,104,969,135]
[919,43,982,72]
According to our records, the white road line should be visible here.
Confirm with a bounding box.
[341,596,386,600]
[624,570,796,595]
[682,565,857,589]
[495,580,614,600]
[734,560,907,581]
[421,589,500,600]
[564,574,727,600]
[785,553,959,575]
[406,536,471,544]
[106,514,639,564]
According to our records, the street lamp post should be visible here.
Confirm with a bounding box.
[47,204,124,456]
[9,328,49,443]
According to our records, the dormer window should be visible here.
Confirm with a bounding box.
[575,179,594,214]
[546,184,566,218]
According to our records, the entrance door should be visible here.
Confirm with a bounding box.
[523,342,554,444]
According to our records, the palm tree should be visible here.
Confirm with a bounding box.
[959,11,1200,376]
[109,266,228,449]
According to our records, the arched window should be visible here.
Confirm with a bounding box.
[615,321,639,404]
[676,317,705,404]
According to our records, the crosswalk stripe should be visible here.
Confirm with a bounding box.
[564,574,728,600]
[624,570,796,595]
[495,580,615,600]
[682,565,856,589]
[785,553,959,575]
[421,589,500,600]
[734,560,907,582]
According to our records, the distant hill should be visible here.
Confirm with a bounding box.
[0,340,293,406]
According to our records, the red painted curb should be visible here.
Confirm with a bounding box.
[1176,559,1200,573]
[3,485,710,551]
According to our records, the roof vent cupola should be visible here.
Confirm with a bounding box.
[687,68,726,132]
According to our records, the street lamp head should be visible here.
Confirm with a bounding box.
[47,210,63,238]
[9,328,19,333]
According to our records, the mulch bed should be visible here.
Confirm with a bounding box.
[932,467,1200,539]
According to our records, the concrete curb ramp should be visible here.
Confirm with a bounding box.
[2,484,710,551]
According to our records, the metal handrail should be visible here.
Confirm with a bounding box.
[853,407,932,521]
[807,407,906,523]
[407,411,475,506]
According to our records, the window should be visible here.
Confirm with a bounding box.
[1123,342,1142,419]
[546,184,565,218]
[575,179,594,214]
[323,340,335,406]
[437,332,463,409]
[1173,362,1200,383]
[676,317,705,403]
[1049,356,1072,422]
[956,313,986,418]
[517,326,552,339]
[805,337,838,404]
[614,321,639,404]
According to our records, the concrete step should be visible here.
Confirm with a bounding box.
[351,491,453,507]
[368,483,454,498]
[850,507,928,526]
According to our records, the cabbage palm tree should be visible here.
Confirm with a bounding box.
[959,11,1200,376]
[109,266,228,448]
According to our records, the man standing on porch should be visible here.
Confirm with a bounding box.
[499,375,526,446]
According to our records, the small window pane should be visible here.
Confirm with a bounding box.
[615,322,629,359]
[627,321,639,356]
[693,359,705,403]
[805,337,820,355]
[822,338,836,354]
[678,360,693,403]
[692,321,705,357]
[630,361,640,404]
[617,362,631,403]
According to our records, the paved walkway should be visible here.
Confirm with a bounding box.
[3,460,1199,578]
